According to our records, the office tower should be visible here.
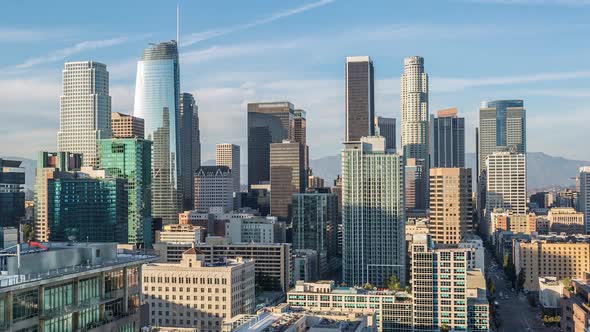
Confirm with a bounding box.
[485,152,527,214]
[292,109,309,169]
[153,239,293,292]
[46,169,128,243]
[100,138,153,247]
[514,237,590,291]
[429,168,473,244]
[307,172,325,189]
[411,234,489,332]
[270,141,305,220]
[293,249,319,282]
[331,175,343,223]
[287,281,413,331]
[342,136,405,287]
[58,61,112,167]
[375,116,396,151]
[404,158,426,211]
[548,208,585,234]
[34,151,82,241]
[216,143,240,194]
[0,159,25,227]
[479,100,526,173]
[111,112,144,139]
[247,102,294,188]
[0,242,156,332]
[143,249,255,329]
[180,92,201,211]
[194,166,233,212]
[431,108,465,168]
[580,167,590,234]
[134,41,181,225]
[225,217,286,244]
[292,192,339,278]
[345,56,375,141]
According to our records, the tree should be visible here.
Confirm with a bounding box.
[441,323,450,332]
[386,275,401,291]
[363,282,373,290]
[562,277,574,292]
[21,224,34,242]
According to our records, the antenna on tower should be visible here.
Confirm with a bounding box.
[176,2,180,46]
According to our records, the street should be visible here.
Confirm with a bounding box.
[485,248,558,332]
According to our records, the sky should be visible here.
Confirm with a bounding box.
[1,0,590,163]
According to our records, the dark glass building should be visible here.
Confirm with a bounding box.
[270,141,306,220]
[375,116,396,151]
[0,159,25,227]
[345,56,375,141]
[431,108,465,168]
[179,92,200,211]
[247,102,294,188]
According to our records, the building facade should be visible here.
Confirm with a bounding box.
[100,138,153,247]
[548,207,585,234]
[560,274,590,332]
[216,144,241,197]
[430,108,465,168]
[580,167,590,234]
[400,56,429,164]
[270,141,305,220]
[375,116,396,151]
[225,217,286,244]
[58,61,111,167]
[111,112,144,139]
[0,159,25,227]
[133,41,181,225]
[345,56,375,142]
[194,166,234,213]
[342,136,405,287]
[180,92,201,211]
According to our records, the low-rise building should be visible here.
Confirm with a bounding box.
[225,216,286,244]
[561,273,590,332]
[293,249,319,282]
[178,209,260,237]
[143,248,255,331]
[548,208,585,234]
[538,276,564,310]
[156,224,205,244]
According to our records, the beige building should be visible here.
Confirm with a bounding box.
[143,248,255,331]
[560,273,590,332]
[111,111,144,139]
[270,141,305,220]
[216,144,241,194]
[429,168,473,244]
[156,224,205,243]
[514,239,590,291]
[548,207,585,234]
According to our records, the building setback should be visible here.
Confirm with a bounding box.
[345,56,375,142]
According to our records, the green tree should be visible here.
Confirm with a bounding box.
[386,275,401,291]
[21,224,34,242]
[363,282,373,290]
[562,277,574,291]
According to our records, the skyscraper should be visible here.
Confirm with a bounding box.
[270,141,305,220]
[0,159,25,227]
[134,41,181,225]
[404,158,427,211]
[342,136,405,286]
[579,166,590,234]
[429,168,473,244]
[111,112,144,139]
[247,102,294,188]
[58,61,111,167]
[375,116,396,151]
[292,109,309,170]
[345,56,375,141]
[431,108,465,168]
[180,92,200,211]
[478,100,526,174]
[194,166,234,212]
[100,138,153,248]
[216,143,240,194]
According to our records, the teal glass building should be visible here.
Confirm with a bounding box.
[100,138,153,248]
[133,41,181,225]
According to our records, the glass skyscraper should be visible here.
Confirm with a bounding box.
[100,138,153,248]
[430,108,465,168]
[345,56,375,142]
[0,159,25,227]
[342,136,405,287]
[134,41,181,225]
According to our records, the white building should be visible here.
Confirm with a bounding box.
[216,144,240,194]
[580,166,590,234]
[194,166,234,213]
[58,61,111,167]
[225,216,286,244]
[538,277,564,309]
[400,56,429,162]
[143,248,255,331]
[156,224,205,244]
[459,234,486,275]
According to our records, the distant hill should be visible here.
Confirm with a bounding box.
[310,152,588,190]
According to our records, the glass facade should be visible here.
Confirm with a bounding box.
[79,277,100,303]
[431,116,465,168]
[43,283,74,315]
[100,138,153,247]
[13,289,39,321]
[134,41,181,225]
[0,159,25,227]
[345,57,375,141]
[179,93,200,211]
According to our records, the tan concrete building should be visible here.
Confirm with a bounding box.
[514,239,590,291]
[548,207,585,234]
[155,224,205,243]
[429,167,473,244]
[561,273,590,332]
[216,144,241,194]
[143,248,255,331]
[269,141,305,220]
[111,112,144,139]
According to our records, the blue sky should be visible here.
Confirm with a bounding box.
[1,0,590,162]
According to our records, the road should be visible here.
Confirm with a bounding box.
[485,249,558,332]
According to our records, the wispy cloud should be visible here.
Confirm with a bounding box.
[15,37,129,69]
[182,40,302,65]
[461,0,590,5]
[181,0,334,47]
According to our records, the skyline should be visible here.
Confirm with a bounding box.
[2,0,590,162]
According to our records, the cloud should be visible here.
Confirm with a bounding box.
[15,37,129,69]
[461,0,590,4]
[181,0,334,47]
[181,40,302,65]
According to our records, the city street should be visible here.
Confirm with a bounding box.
[485,249,558,332]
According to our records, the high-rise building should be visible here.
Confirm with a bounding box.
[0,242,157,332]
[194,166,234,213]
[292,109,309,170]
[111,112,144,139]
[429,168,473,244]
[430,108,465,168]
[342,136,405,286]
[58,61,111,167]
[580,167,590,234]
[247,102,294,188]
[100,138,153,247]
[375,116,396,151]
[180,92,201,211]
[478,100,526,174]
[0,159,25,227]
[292,192,339,278]
[143,249,255,330]
[270,141,306,220]
[134,41,181,225]
[345,56,375,141]
[216,143,240,194]
[405,158,427,211]
[34,151,82,241]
